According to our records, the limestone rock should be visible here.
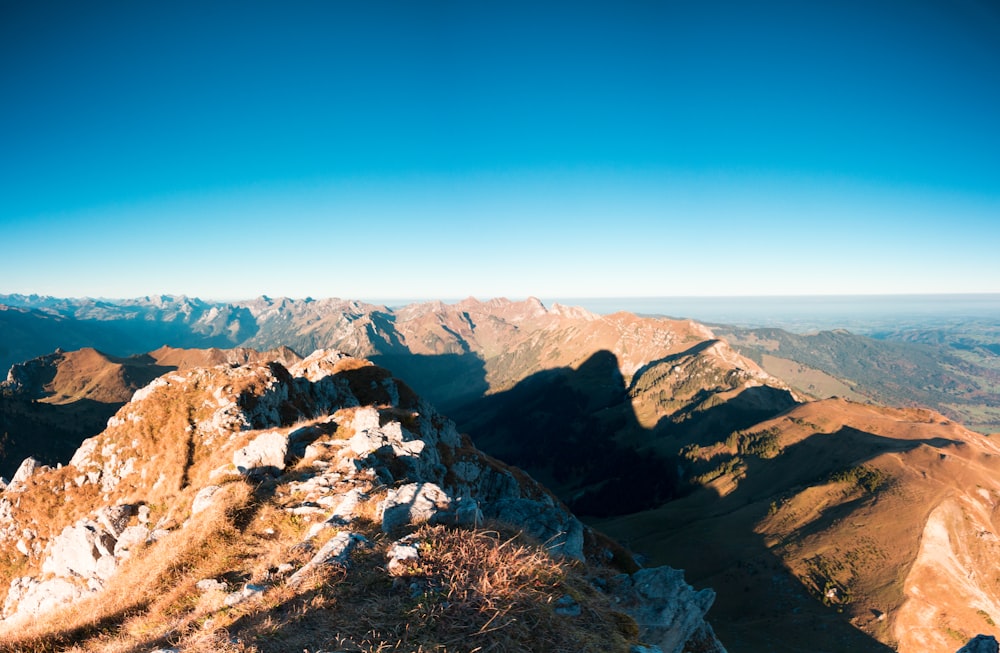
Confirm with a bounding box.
[610,567,726,653]
[3,576,84,620]
[487,497,584,560]
[196,578,227,593]
[42,520,116,580]
[114,525,150,560]
[386,539,421,576]
[233,431,288,476]
[224,583,266,606]
[191,485,223,515]
[96,504,134,537]
[379,483,452,532]
[7,457,48,491]
[287,532,368,588]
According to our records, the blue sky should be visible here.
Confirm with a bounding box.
[2,1,998,300]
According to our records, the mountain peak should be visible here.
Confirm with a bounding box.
[0,350,725,652]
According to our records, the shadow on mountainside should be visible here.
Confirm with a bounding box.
[0,398,127,479]
[0,353,177,479]
[601,425,964,653]
[626,339,723,388]
[654,384,800,445]
[370,352,488,415]
[447,350,799,519]
[447,350,681,517]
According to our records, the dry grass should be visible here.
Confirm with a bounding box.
[0,509,640,653]
[0,481,255,653]
[250,523,638,653]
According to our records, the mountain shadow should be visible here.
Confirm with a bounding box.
[0,398,124,478]
[451,349,799,518]
[450,351,679,517]
[370,352,488,415]
[601,424,964,653]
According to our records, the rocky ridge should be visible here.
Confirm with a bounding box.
[0,346,305,479]
[0,350,724,652]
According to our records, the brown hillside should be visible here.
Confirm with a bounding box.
[0,346,304,479]
[597,398,1000,653]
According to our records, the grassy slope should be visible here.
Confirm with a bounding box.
[595,399,1000,653]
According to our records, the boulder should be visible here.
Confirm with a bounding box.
[487,497,584,560]
[196,578,227,593]
[41,520,116,580]
[379,483,452,532]
[7,457,47,491]
[386,539,421,576]
[233,431,288,476]
[114,525,150,559]
[96,504,134,537]
[224,583,266,607]
[4,576,84,620]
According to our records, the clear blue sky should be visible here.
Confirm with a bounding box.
[2,0,998,300]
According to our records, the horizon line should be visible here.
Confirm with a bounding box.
[2,291,1000,304]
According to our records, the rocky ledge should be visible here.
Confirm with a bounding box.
[0,349,724,652]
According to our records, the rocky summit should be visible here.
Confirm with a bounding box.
[0,349,724,653]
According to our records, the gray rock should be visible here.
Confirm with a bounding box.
[379,482,452,532]
[42,520,117,580]
[96,504,134,537]
[233,430,289,476]
[386,540,421,576]
[224,583,266,606]
[191,485,223,515]
[610,567,726,653]
[114,525,149,559]
[326,487,366,525]
[7,457,47,491]
[287,532,368,588]
[3,576,84,620]
[196,578,228,592]
[348,425,388,456]
[487,497,584,560]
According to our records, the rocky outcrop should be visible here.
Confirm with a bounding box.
[610,567,722,653]
[0,349,724,651]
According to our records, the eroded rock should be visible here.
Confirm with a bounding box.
[610,567,726,653]
[233,431,289,476]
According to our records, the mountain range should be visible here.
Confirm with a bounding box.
[1,293,998,652]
